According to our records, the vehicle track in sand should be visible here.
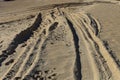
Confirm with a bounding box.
[64,10,120,80]
[0,6,120,80]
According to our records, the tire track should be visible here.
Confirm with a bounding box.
[1,13,43,80]
[73,14,109,80]
[12,27,45,80]
[18,9,77,80]
[3,42,35,80]
[65,17,82,80]
[71,13,120,80]
[22,20,59,80]
[64,10,120,80]
[20,20,58,80]
[1,7,120,80]
[79,14,120,80]
[65,13,99,80]
[0,13,42,67]
[20,36,45,80]
[2,9,60,80]
[56,8,82,80]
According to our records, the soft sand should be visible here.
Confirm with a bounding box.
[0,0,120,80]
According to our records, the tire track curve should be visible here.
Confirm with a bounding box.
[65,11,120,80]
[1,7,120,80]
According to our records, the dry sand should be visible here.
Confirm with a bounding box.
[0,0,120,80]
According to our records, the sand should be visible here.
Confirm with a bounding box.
[0,0,120,80]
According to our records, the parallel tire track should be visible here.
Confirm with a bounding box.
[12,28,45,80]
[1,8,120,80]
[65,13,99,80]
[66,12,120,80]
[1,13,43,80]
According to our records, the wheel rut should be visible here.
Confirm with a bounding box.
[66,17,82,80]
[0,13,42,67]
[65,12,120,80]
[0,7,120,80]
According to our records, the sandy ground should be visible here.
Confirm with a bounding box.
[0,0,120,80]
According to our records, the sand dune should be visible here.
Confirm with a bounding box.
[0,0,120,80]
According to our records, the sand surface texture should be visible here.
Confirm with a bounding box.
[0,0,120,80]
